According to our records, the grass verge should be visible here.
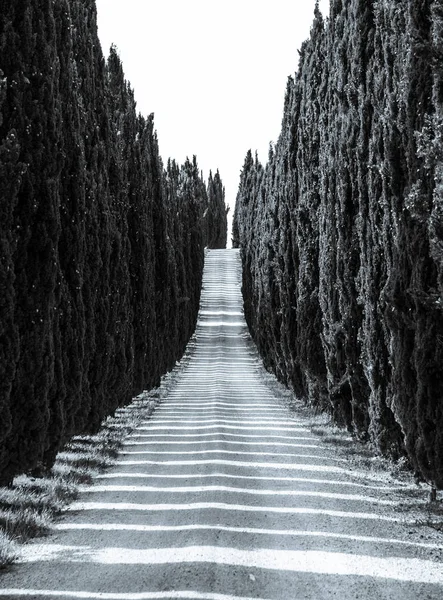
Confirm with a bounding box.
[258,359,443,538]
[413,499,443,533]
[0,375,176,569]
[0,531,19,570]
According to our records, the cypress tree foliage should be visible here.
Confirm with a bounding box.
[0,0,64,480]
[316,0,373,435]
[0,1,226,484]
[205,170,229,249]
[0,70,21,474]
[177,157,207,325]
[233,0,443,488]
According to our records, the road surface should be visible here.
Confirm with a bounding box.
[0,249,442,599]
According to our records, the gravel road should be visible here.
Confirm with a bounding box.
[0,249,442,599]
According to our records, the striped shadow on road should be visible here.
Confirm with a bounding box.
[118,450,346,461]
[95,472,402,490]
[0,591,274,600]
[121,440,321,448]
[77,485,396,505]
[112,459,347,472]
[2,250,440,600]
[67,501,401,522]
[52,523,443,550]
[127,432,318,440]
[12,545,443,585]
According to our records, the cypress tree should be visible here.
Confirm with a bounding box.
[234,0,443,488]
[0,0,63,481]
[206,170,228,249]
[0,72,21,475]
[0,0,228,484]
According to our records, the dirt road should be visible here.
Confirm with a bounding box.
[1,249,442,599]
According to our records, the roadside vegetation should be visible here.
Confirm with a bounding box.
[0,340,194,569]
[301,402,443,534]
[298,394,443,538]
[0,0,228,490]
[260,359,443,539]
[0,386,161,569]
[233,0,443,492]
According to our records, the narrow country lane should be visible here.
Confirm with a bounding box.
[1,249,442,600]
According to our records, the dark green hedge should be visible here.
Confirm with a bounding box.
[233,0,443,489]
[0,0,226,484]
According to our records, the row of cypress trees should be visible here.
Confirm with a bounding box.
[205,170,229,250]
[0,0,227,485]
[233,0,443,489]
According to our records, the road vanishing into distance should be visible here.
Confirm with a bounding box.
[1,249,442,599]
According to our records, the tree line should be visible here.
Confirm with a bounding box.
[0,0,227,485]
[233,0,443,489]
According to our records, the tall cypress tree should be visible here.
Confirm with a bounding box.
[234,0,443,488]
[0,0,228,484]
[205,170,228,249]
[0,0,63,480]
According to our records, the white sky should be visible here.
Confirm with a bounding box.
[95,0,330,225]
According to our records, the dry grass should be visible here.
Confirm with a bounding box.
[0,531,19,569]
[5,476,78,513]
[50,463,95,485]
[263,368,443,536]
[0,387,163,569]
[283,397,416,481]
[0,475,78,543]
[14,474,77,500]
[0,506,52,541]
[413,500,443,532]
[55,450,115,471]
[306,412,443,528]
